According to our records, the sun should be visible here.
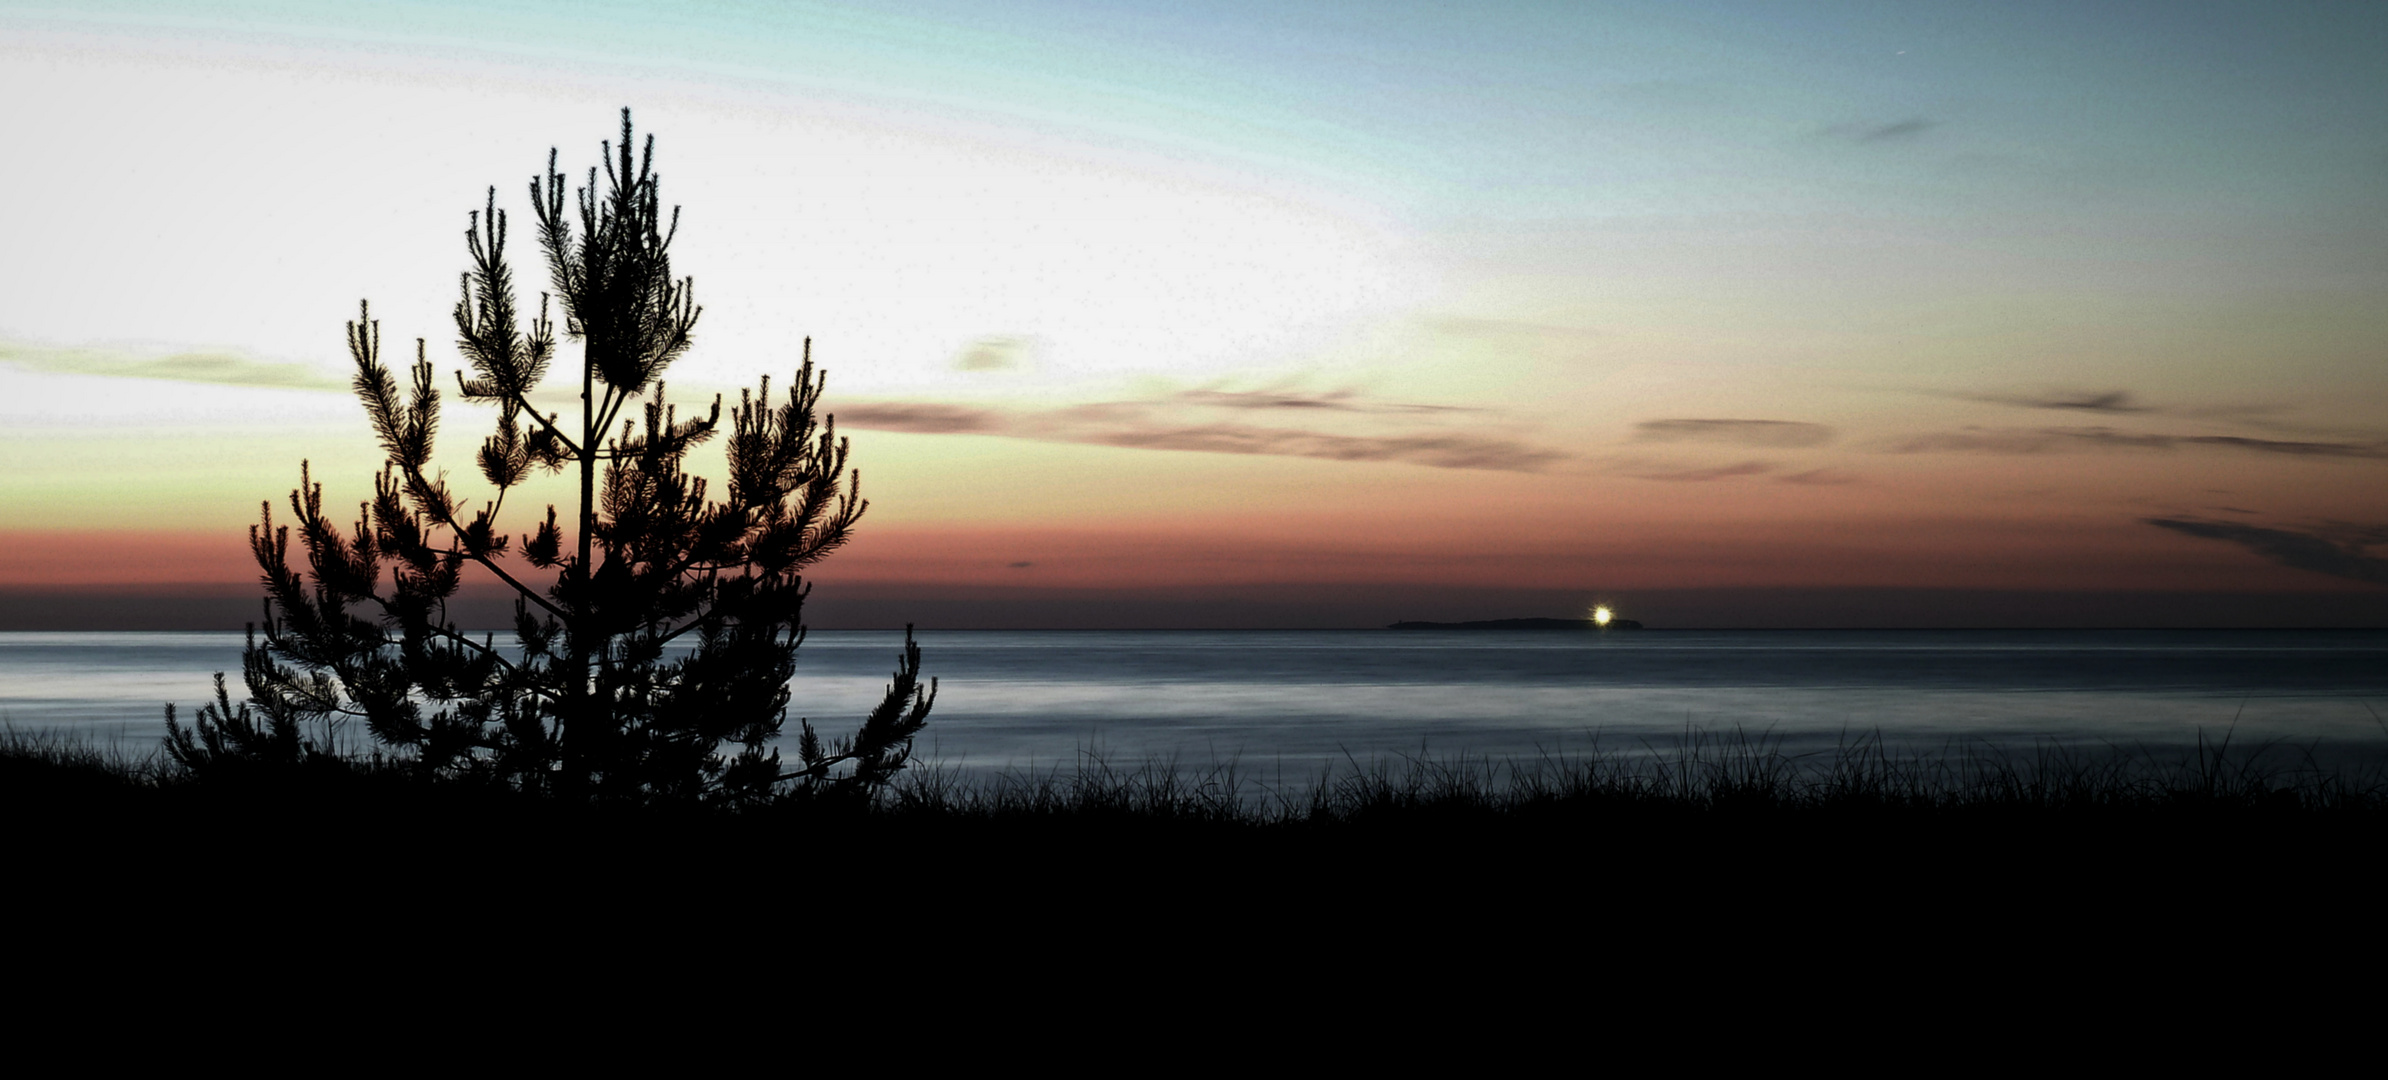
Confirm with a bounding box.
[1591,605,1613,627]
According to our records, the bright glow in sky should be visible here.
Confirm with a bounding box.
[3,1,2385,625]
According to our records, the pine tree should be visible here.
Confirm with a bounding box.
[167,110,933,804]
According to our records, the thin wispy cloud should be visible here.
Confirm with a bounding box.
[834,392,1565,472]
[2051,428,2186,451]
[2145,518,2388,587]
[1946,389,2368,438]
[835,402,1001,433]
[1890,426,2388,459]
[1,342,345,391]
[1093,424,1565,471]
[1959,389,2150,413]
[1891,429,2063,454]
[1635,418,1834,448]
[2182,435,2388,459]
[1174,388,1479,415]
[1626,460,1775,483]
[2170,403,2344,436]
[1825,117,1937,143]
[953,337,1031,371]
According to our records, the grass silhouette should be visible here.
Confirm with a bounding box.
[11,724,2383,970]
[13,723,2382,829]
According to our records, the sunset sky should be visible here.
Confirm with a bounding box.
[3,1,2384,627]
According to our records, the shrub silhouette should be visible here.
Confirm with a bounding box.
[168,110,932,804]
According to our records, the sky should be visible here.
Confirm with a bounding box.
[3,0,2385,627]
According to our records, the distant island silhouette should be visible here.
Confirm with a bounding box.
[1387,617,1644,630]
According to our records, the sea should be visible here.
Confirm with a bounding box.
[6,629,2386,776]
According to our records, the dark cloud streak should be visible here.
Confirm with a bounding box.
[1823,117,1937,143]
[1961,389,2150,413]
[1858,118,1935,142]
[1636,418,1834,448]
[1892,426,2388,459]
[2145,518,2388,587]
[2182,435,2387,458]
[1095,425,1565,472]
[836,395,1565,472]
[1628,460,1775,482]
[1173,388,1479,415]
[834,403,1001,433]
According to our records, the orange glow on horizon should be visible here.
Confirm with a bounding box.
[2,507,2370,600]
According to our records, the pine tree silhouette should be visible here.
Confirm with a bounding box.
[167,110,932,804]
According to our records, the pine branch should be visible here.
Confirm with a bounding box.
[455,369,583,460]
[384,446,568,621]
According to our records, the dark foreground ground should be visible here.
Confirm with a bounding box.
[13,736,2383,941]
[17,736,2382,1048]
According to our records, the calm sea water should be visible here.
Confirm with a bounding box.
[6,629,2386,770]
